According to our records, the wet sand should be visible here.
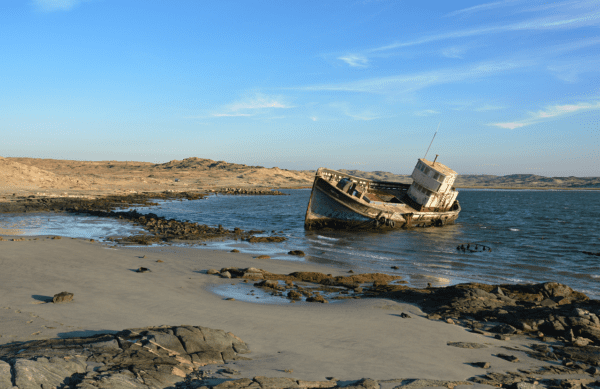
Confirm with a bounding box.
[0,236,565,382]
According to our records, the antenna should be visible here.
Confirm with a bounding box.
[423,122,440,160]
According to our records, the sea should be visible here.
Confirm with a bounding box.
[1,189,599,299]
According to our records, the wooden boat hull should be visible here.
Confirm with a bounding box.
[304,170,460,230]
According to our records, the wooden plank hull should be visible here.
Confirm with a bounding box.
[304,170,460,230]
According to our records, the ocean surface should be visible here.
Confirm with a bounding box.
[2,189,599,298]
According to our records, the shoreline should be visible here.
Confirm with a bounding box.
[1,236,599,387]
[2,191,600,297]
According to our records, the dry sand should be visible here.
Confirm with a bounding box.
[0,156,314,200]
[0,236,561,382]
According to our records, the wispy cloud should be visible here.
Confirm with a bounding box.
[440,46,469,59]
[32,0,92,11]
[329,102,381,121]
[228,95,291,111]
[490,101,600,129]
[414,109,439,116]
[213,94,292,118]
[303,59,531,93]
[337,3,600,67]
[444,0,520,18]
[212,113,254,117]
[370,12,600,53]
[338,54,369,68]
[475,104,505,112]
[492,122,528,130]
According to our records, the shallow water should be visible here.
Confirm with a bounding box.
[0,212,145,239]
[124,189,600,298]
[2,189,599,298]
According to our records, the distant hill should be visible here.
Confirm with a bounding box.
[152,157,262,171]
[2,156,599,196]
[338,169,600,189]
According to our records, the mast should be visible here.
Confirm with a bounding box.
[423,122,440,160]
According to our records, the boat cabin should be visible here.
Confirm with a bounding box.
[407,157,458,211]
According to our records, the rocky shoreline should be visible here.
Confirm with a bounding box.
[215,267,600,346]
[1,193,600,388]
[0,191,288,245]
[1,318,599,388]
[207,268,600,379]
[1,254,599,388]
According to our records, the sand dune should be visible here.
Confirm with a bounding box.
[0,157,315,199]
[0,157,92,191]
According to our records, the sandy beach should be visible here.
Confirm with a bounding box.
[2,236,594,387]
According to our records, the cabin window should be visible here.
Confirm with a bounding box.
[433,172,439,180]
[424,167,431,175]
[437,173,445,183]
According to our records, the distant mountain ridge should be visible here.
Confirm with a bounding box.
[338,169,600,189]
[153,157,263,171]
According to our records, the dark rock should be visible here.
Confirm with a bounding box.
[343,378,379,389]
[53,291,74,303]
[246,236,286,243]
[306,295,328,303]
[579,326,600,344]
[288,250,305,256]
[255,280,282,290]
[253,376,300,389]
[447,342,488,349]
[393,379,470,389]
[491,324,518,334]
[515,383,538,389]
[587,366,600,376]
[288,290,302,300]
[135,267,151,273]
[400,312,411,318]
[230,249,240,253]
[497,353,520,362]
[473,362,491,368]
[0,325,250,389]
[540,298,558,307]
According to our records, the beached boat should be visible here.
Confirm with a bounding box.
[304,156,460,230]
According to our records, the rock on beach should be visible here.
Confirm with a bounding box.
[0,325,250,389]
[52,291,74,303]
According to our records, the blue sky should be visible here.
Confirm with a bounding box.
[1,0,599,176]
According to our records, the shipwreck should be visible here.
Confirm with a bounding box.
[304,155,460,230]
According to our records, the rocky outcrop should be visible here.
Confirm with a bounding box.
[0,325,250,389]
[364,281,600,345]
[0,191,204,214]
[209,267,404,303]
[217,188,288,195]
[0,192,283,246]
[52,291,74,303]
